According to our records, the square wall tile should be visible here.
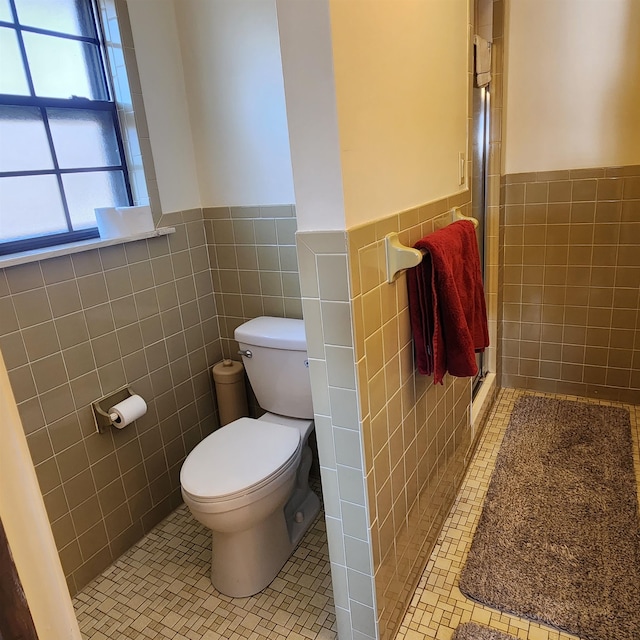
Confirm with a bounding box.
[501,163,640,402]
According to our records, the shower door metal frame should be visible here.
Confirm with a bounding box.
[471,82,490,398]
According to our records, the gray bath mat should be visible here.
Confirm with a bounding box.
[459,396,640,640]
[452,622,518,640]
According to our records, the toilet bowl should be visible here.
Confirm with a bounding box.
[180,317,320,597]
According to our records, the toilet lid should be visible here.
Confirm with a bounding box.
[180,418,301,500]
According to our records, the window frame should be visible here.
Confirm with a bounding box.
[0,0,134,256]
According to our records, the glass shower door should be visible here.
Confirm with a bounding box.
[471,83,489,396]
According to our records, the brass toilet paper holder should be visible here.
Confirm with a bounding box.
[91,385,137,433]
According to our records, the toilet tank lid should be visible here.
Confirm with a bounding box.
[234,316,307,350]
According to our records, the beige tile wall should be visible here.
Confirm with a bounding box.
[0,211,222,594]
[294,5,505,637]
[297,192,485,640]
[0,0,206,596]
[203,206,302,359]
[0,0,305,601]
[500,165,640,403]
[349,194,478,640]
[296,230,374,640]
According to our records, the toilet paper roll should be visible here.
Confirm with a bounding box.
[108,394,147,429]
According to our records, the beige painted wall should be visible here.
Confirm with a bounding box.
[276,0,347,231]
[127,0,201,213]
[174,0,295,207]
[128,0,295,211]
[131,0,470,229]
[278,0,470,232]
[330,0,469,227]
[504,0,640,174]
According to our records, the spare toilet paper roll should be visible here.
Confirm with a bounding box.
[108,394,147,429]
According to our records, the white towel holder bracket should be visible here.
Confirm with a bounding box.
[385,232,422,284]
[451,206,479,228]
[384,208,478,284]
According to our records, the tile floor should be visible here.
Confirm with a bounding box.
[73,478,336,640]
[395,388,640,640]
[73,389,640,640]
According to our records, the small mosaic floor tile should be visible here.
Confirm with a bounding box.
[74,479,336,640]
[74,390,639,640]
[395,388,640,640]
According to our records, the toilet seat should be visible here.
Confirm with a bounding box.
[180,418,301,503]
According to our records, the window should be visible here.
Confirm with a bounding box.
[0,0,133,255]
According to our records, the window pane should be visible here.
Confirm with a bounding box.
[48,108,120,169]
[0,106,54,172]
[63,170,128,229]
[23,33,107,100]
[0,0,13,22]
[0,175,67,242]
[14,0,94,37]
[0,27,30,95]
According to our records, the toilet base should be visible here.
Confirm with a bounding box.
[287,487,321,548]
[285,447,321,547]
[210,503,291,597]
[209,486,320,598]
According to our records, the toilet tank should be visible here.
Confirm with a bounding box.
[235,317,313,420]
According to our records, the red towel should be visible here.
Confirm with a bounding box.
[407,220,489,384]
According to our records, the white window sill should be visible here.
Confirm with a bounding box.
[0,227,176,269]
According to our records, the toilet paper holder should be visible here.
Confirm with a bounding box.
[92,385,137,433]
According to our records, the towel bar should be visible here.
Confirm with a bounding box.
[385,233,423,283]
[451,207,479,228]
[385,207,478,283]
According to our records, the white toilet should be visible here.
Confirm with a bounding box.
[180,316,320,597]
